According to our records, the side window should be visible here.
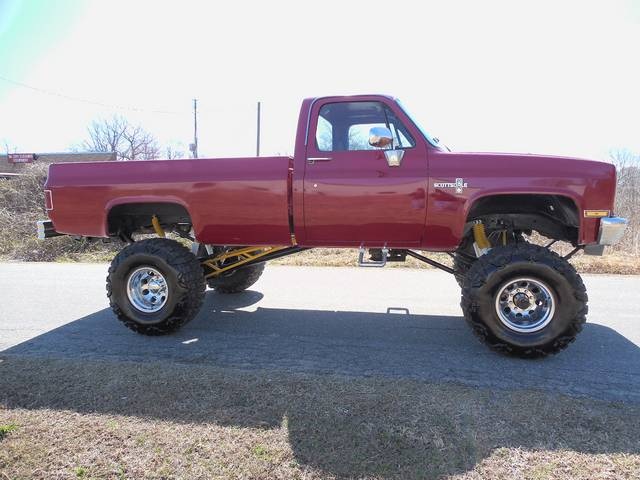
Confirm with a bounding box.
[316,115,333,152]
[315,101,415,152]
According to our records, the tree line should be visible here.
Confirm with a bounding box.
[74,115,186,161]
[610,149,640,255]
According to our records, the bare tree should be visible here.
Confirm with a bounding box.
[165,144,186,160]
[120,124,160,161]
[79,116,160,161]
[610,149,640,254]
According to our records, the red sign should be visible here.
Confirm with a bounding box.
[7,153,35,164]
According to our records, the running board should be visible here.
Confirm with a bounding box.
[357,247,456,275]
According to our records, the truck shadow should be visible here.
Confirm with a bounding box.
[5,289,639,403]
[2,290,640,478]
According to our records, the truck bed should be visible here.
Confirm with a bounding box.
[45,156,294,245]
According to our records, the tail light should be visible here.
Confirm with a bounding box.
[44,190,53,210]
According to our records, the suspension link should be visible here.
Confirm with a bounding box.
[202,246,289,279]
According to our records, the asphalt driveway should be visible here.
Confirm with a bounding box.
[1,263,638,403]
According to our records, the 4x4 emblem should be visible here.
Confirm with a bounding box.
[434,178,468,194]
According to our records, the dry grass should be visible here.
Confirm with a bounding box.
[1,356,639,479]
[569,252,640,275]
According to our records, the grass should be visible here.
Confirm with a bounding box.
[568,252,640,275]
[74,466,88,478]
[0,423,17,440]
[0,356,639,479]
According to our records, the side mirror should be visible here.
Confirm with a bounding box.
[368,126,394,148]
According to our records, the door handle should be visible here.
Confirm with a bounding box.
[307,157,332,165]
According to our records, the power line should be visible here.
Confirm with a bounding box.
[0,73,187,115]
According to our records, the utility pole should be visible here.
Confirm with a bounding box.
[256,101,261,157]
[192,98,198,158]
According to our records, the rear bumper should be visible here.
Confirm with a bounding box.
[597,216,628,246]
[36,220,63,240]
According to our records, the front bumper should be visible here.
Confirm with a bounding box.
[597,216,628,246]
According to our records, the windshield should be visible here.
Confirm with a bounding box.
[396,100,449,151]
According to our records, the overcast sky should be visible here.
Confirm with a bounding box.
[0,0,638,160]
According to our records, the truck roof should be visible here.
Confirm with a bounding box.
[304,93,396,103]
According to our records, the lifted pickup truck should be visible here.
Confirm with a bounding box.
[38,94,628,357]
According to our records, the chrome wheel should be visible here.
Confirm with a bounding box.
[494,277,555,333]
[126,267,169,313]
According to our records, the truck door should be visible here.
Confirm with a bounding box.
[303,98,428,247]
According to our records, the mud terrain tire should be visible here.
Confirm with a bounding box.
[461,243,587,358]
[107,238,205,335]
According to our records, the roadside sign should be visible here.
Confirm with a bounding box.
[7,153,35,164]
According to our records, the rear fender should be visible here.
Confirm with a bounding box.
[105,196,193,237]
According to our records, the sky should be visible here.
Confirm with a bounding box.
[0,0,639,161]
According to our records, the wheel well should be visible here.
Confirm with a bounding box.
[107,202,192,238]
[466,194,580,244]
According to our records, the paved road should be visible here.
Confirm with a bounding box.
[1,263,639,403]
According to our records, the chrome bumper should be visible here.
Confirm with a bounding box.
[37,220,62,240]
[597,216,628,246]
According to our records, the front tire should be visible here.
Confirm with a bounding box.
[453,234,476,287]
[453,230,524,287]
[460,243,587,358]
[107,238,205,335]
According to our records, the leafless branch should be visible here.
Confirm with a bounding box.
[79,115,160,161]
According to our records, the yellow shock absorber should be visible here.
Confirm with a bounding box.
[472,221,491,250]
[151,215,165,238]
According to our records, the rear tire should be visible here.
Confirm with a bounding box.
[107,238,205,335]
[207,263,265,293]
[460,243,587,358]
[197,245,266,293]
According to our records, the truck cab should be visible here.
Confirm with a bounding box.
[292,95,619,254]
[293,95,430,247]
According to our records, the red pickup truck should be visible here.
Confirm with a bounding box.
[38,94,628,357]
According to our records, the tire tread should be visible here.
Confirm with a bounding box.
[106,238,205,335]
[460,243,587,358]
